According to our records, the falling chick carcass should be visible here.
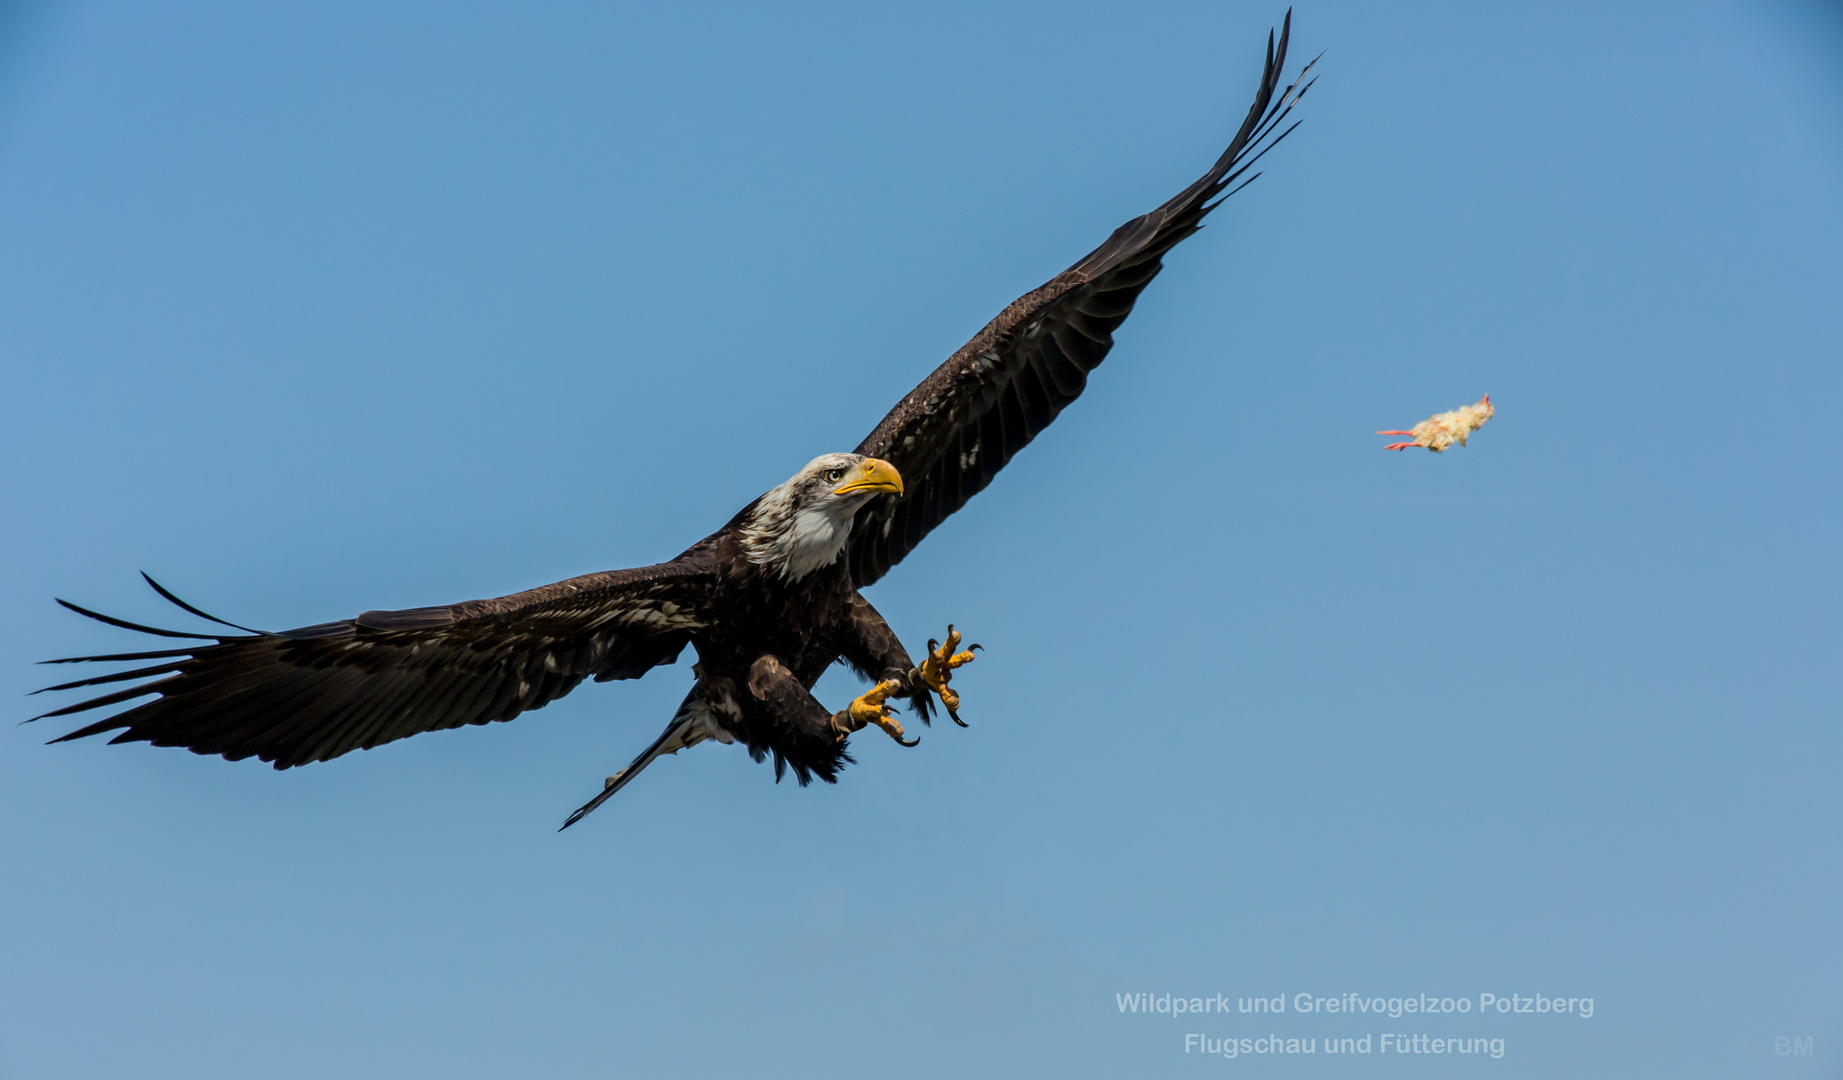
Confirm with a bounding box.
[1378,394,1494,452]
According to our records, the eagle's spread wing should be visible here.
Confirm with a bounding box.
[847,15,1311,587]
[34,554,716,768]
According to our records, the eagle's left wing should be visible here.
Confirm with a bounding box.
[848,14,1311,587]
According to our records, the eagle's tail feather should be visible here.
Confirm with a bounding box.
[559,697,705,831]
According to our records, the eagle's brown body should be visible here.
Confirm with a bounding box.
[33,16,1312,827]
[662,512,932,789]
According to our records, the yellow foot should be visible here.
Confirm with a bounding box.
[845,678,918,747]
[919,624,980,727]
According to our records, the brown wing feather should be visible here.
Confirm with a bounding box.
[848,14,1312,587]
[34,551,717,769]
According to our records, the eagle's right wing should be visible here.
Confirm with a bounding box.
[33,551,717,769]
[848,13,1312,587]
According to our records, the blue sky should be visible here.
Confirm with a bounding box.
[2,2,1839,1077]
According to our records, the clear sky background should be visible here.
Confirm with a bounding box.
[2,2,1839,1077]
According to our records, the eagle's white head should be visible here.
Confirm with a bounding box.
[739,453,904,582]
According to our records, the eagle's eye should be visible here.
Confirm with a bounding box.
[823,468,846,483]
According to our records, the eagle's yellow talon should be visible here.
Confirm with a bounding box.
[846,678,916,746]
[919,624,978,727]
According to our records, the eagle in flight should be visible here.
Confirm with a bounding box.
[33,16,1311,829]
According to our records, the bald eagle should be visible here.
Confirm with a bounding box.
[32,16,1311,829]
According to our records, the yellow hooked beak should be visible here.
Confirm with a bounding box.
[832,457,904,497]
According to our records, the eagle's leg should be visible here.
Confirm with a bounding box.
[837,678,919,747]
[917,624,980,727]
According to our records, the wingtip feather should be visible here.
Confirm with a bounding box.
[55,598,223,641]
[140,572,268,635]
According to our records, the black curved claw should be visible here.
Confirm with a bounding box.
[895,731,921,747]
[953,644,981,727]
